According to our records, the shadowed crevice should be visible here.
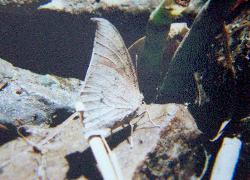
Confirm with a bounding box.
[0,10,149,80]
[65,148,103,180]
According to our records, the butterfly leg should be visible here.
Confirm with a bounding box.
[79,111,84,127]
[129,122,134,148]
[136,110,160,128]
[75,101,85,127]
[123,124,133,147]
[145,110,161,128]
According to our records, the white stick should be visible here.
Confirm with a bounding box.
[211,137,242,180]
[88,136,123,180]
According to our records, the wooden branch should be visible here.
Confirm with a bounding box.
[88,136,124,180]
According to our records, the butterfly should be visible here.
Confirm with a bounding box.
[76,18,161,138]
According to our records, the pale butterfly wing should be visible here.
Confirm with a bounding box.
[80,18,143,130]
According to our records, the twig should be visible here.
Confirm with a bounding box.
[36,155,47,180]
[210,119,231,142]
[197,149,211,180]
[0,123,8,130]
[210,137,242,180]
[38,112,78,146]
[88,135,124,180]
[17,126,43,153]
